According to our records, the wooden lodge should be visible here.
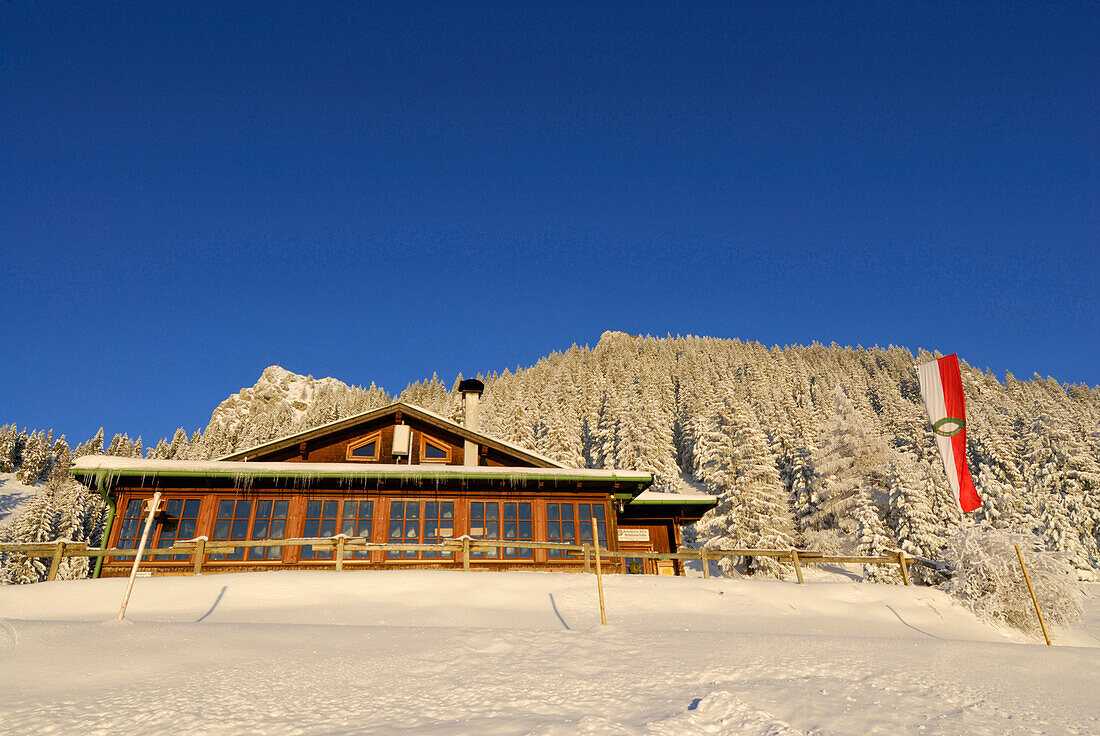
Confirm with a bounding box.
[72,380,716,577]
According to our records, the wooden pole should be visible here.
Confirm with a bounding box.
[700,548,710,579]
[462,537,470,571]
[592,518,606,626]
[897,549,911,586]
[192,538,205,576]
[583,543,592,574]
[116,492,161,622]
[1015,544,1052,646]
[790,549,804,585]
[46,541,66,581]
[335,536,346,571]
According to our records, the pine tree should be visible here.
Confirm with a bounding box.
[854,488,900,583]
[75,427,104,458]
[16,431,50,485]
[1,488,56,583]
[887,451,948,583]
[49,435,72,482]
[691,400,796,577]
[808,384,891,547]
[167,427,190,459]
[0,424,15,472]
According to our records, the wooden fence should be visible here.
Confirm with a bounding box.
[0,537,937,585]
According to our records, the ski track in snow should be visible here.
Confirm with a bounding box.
[0,572,1096,736]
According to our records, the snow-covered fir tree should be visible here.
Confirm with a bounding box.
[7,332,1099,584]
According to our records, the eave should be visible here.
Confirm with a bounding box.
[70,456,653,494]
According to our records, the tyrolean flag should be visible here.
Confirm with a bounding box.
[916,353,982,513]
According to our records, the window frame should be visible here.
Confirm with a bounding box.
[545,501,607,559]
[386,498,455,560]
[208,498,258,561]
[340,498,375,560]
[299,498,342,561]
[345,431,383,462]
[247,498,292,561]
[203,496,296,563]
[468,500,534,559]
[112,495,204,564]
[418,433,452,464]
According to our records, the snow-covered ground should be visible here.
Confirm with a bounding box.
[0,472,37,529]
[0,570,1096,735]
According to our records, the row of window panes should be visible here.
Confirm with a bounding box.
[117,498,202,561]
[547,502,606,558]
[116,498,605,560]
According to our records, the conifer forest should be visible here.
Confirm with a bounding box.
[3,332,1098,585]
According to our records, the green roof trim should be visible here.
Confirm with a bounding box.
[69,458,653,491]
[628,497,717,505]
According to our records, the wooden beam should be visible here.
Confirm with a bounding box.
[46,541,66,581]
[193,538,206,575]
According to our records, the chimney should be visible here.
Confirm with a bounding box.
[458,379,484,430]
[458,378,484,467]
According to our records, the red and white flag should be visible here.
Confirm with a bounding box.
[916,354,982,513]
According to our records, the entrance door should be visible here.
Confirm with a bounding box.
[620,541,656,574]
[616,525,673,575]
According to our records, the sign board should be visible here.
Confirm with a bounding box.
[617,528,650,542]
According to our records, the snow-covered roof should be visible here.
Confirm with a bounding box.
[629,488,717,506]
[218,401,566,469]
[71,456,652,490]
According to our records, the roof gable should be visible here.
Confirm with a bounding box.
[219,401,564,469]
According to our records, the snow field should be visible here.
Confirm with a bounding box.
[0,571,1097,735]
[0,472,37,529]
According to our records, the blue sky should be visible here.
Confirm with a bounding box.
[2,2,1097,445]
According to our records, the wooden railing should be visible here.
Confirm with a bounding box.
[0,537,937,585]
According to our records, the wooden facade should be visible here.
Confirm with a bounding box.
[73,398,715,577]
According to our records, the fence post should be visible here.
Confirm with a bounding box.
[700,548,709,579]
[583,543,592,574]
[592,519,606,626]
[193,538,206,576]
[790,549,804,584]
[47,540,66,581]
[1015,544,1052,646]
[897,549,911,586]
[462,537,470,571]
[335,536,346,571]
[116,491,161,622]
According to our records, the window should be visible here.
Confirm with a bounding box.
[156,499,201,560]
[117,497,201,561]
[249,499,290,561]
[210,499,253,561]
[116,498,149,550]
[419,434,451,463]
[388,500,454,559]
[205,498,293,562]
[300,499,374,560]
[340,500,374,559]
[578,503,607,547]
[546,502,606,558]
[301,499,340,560]
[346,432,382,462]
[421,501,454,558]
[470,501,533,559]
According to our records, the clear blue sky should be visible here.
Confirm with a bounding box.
[2,1,1097,446]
